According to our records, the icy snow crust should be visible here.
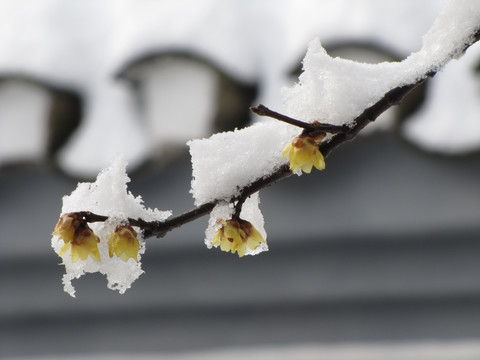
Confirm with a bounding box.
[190,0,480,205]
[51,156,171,297]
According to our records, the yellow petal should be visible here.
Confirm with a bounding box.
[108,233,116,258]
[125,238,140,262]
[300,162,313,174]
[246,228,264,251]
[283,136,325,174]
[212,228,222,246]
[59,242,71,256]
[220,238,232,252]
[313,149,325,170]
[107,225,139,262]
[71,244,89,262]
[52,214,76,244]
[282,143,292,159]
[90,245,101,262]
[236,243,247,257]
[246,237,259,251]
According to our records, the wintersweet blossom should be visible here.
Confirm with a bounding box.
[53,213,101,262]
[282,135,325,174]
[213,218,265,257]
[108,225,140,262]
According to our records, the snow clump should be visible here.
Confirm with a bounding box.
[282,0,480,127]
[188,120,299,206]
[51,155,171,297]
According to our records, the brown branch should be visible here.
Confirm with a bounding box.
[73,78,441,238]
[321,82,422,157]
[251,104,348,134]
[251,104,312,129]
[72,80,428,238]
[146,201,216,238]
[77,29,480,239]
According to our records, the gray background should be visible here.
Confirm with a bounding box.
[2,131,480,358]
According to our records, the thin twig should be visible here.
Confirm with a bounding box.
[251,104,348,134]
[250,104,312,129]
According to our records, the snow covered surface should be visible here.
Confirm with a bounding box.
[189,121,298,205]
[3,0,480,175]
[402,41,480,153]
[283,0,480,126]
[189,0,480,207]
[51,156,171,296]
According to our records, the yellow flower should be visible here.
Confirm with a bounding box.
[53,213,76,244]
[282,135,325,174]
[68,229,101,262]
[212,218,265,257]
[108,225,140,262]
[53,213,101,262]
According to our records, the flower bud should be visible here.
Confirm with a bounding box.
[108,225,140,262]
[282,135,325,174]
[213,218,265,257]
[53,213,100,262]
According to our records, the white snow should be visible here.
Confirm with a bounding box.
[51,155,171,296]
[402,41,480,153]
[189,120,299,206]
[282,0,480,127]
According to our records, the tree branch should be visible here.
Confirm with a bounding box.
[73,78,429,238]
[321,81,423,157]
[77,30,480,239]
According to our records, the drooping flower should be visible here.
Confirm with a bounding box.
[212,218,265,257]
[53,213,101,262]
[52,213,76,245]
[108,225,140,262]
[282,135,325,174]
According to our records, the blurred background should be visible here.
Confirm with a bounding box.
[2,0,480,359]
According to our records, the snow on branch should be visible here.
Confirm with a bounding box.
[51,0,480,296]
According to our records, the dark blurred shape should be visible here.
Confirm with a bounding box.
[46,87,83,160]
[117,51,257,164]
[211,67,257,133]
[0,75,83,169]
